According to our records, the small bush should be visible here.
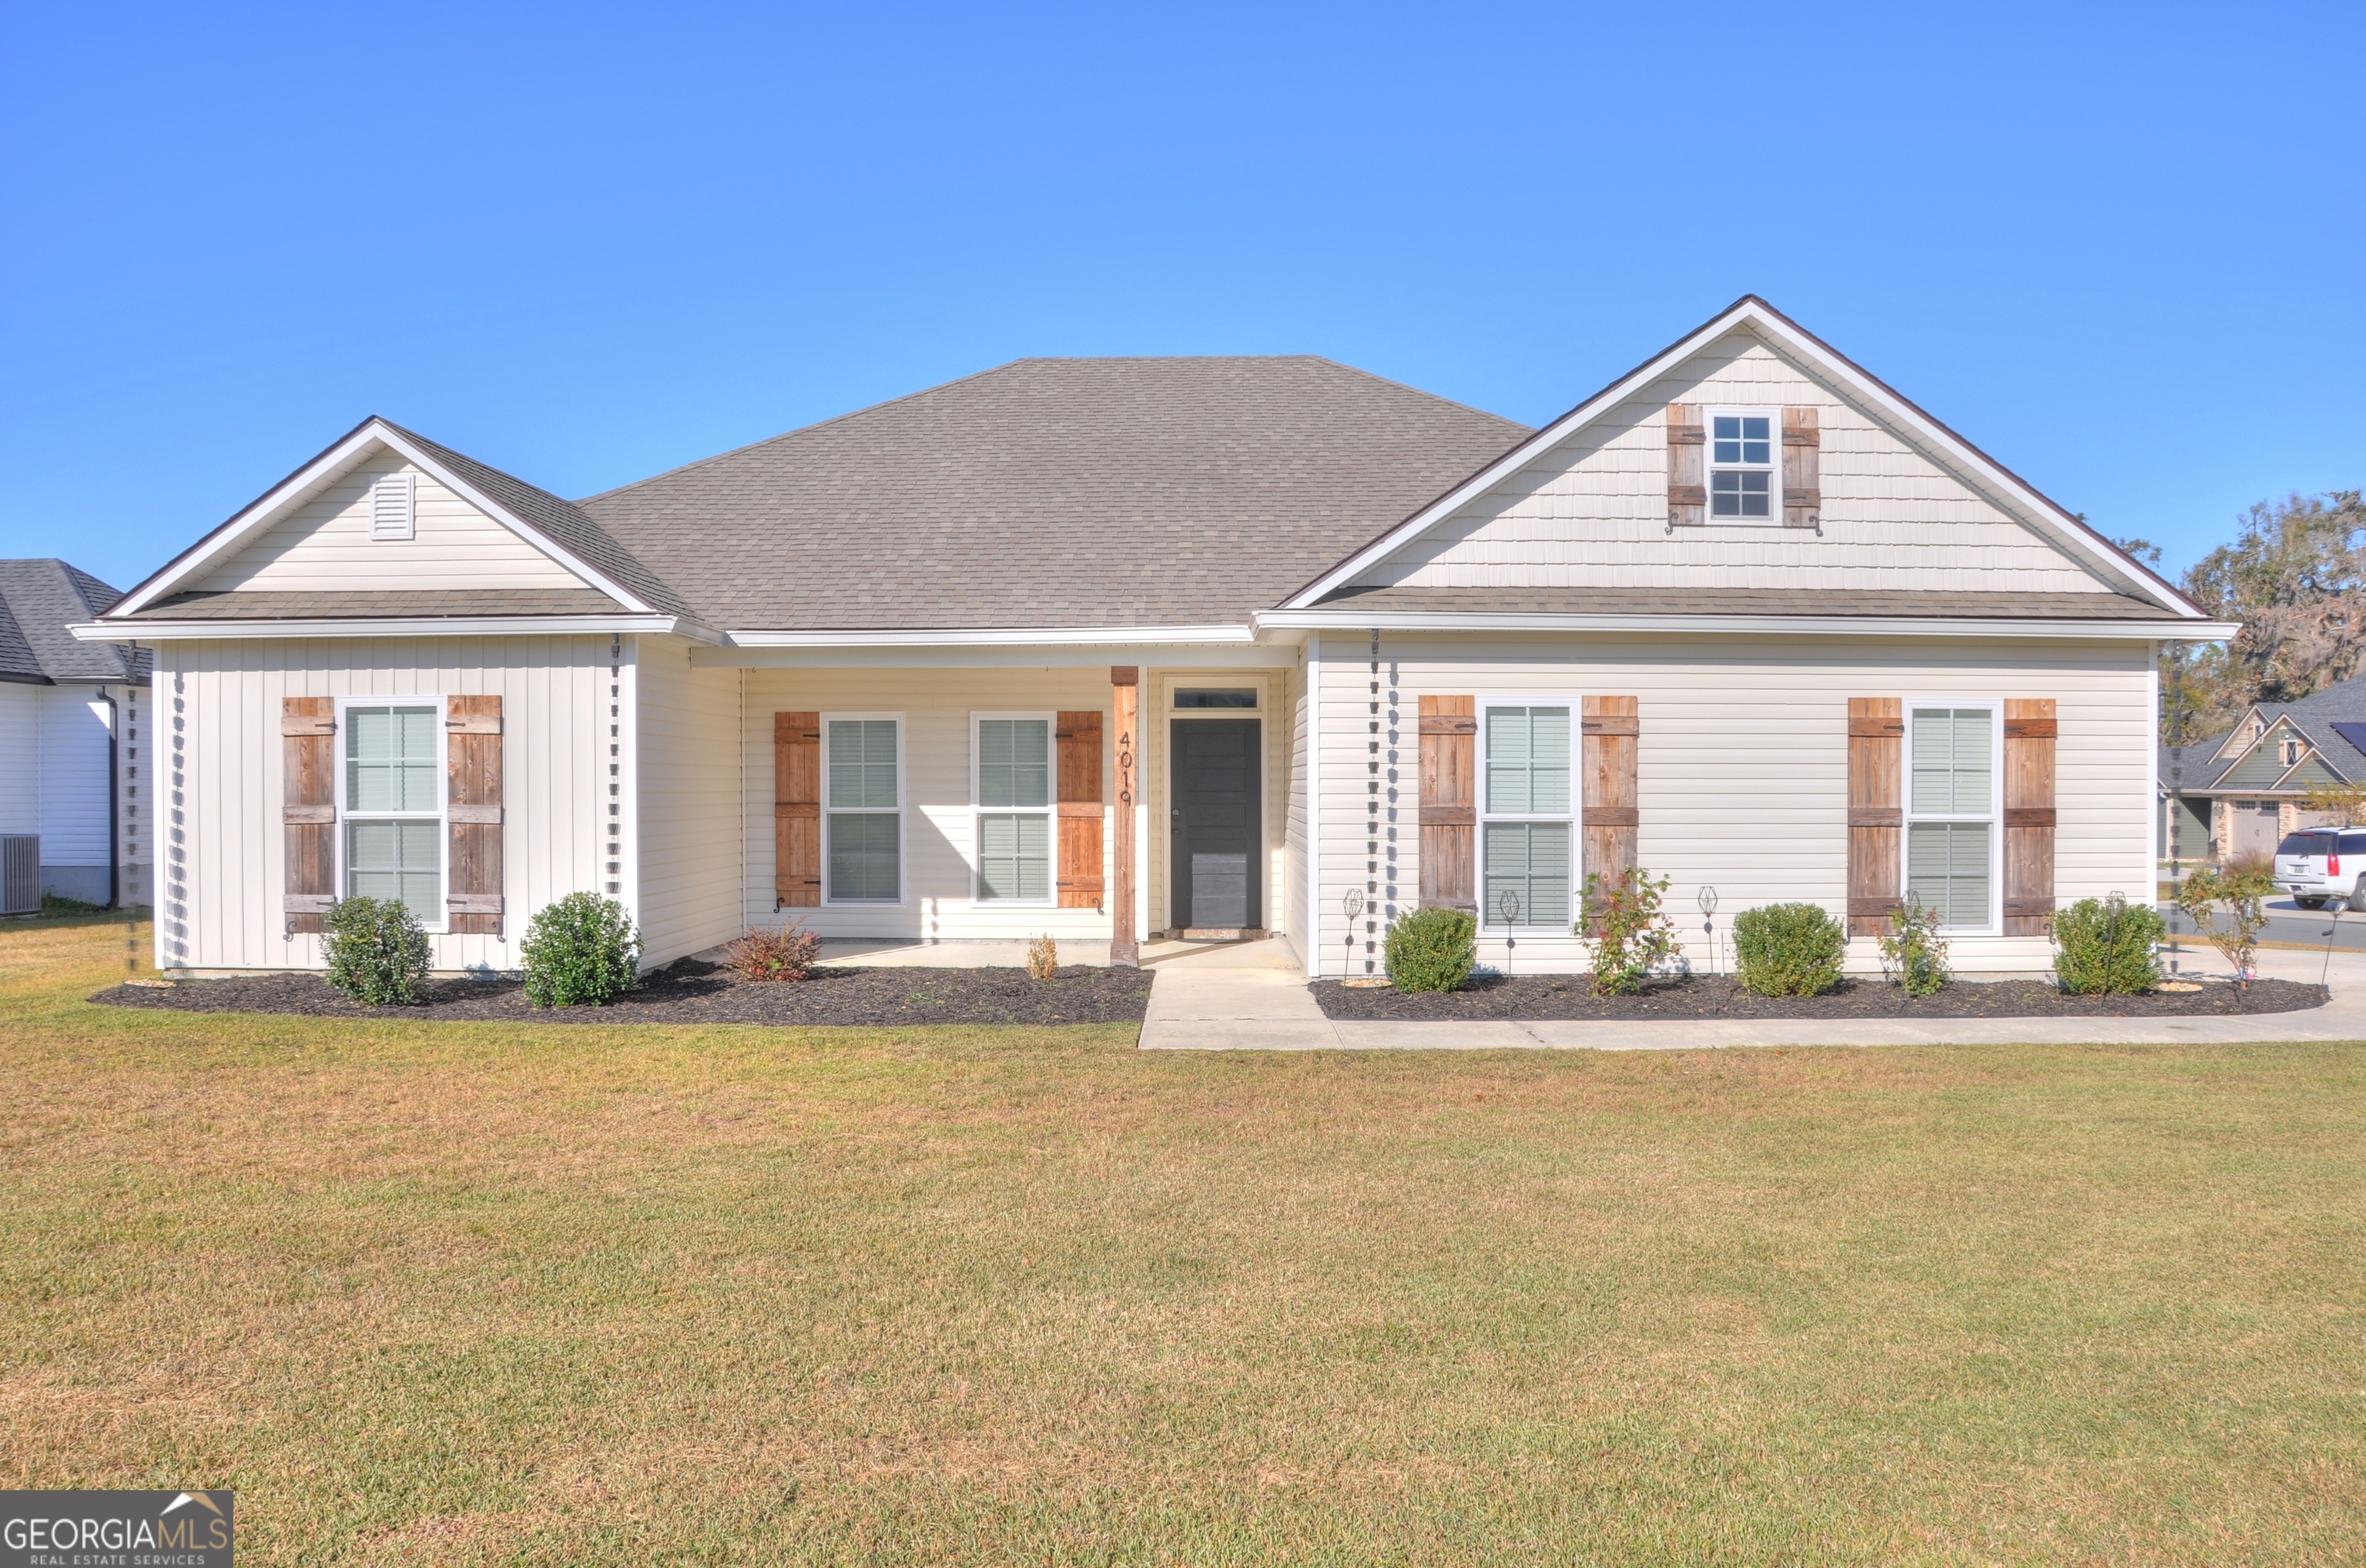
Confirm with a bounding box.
[1732,903,1847,997]
[1027,933,1058,981]
[521,893,642,1007]
[1878,901,1951,997]
[2052,895,2165,994]
[722,920,821,983]
[2173,863,2275,988]
[323,895,431,1005]
[1578,867,1681,997]
[1385,906,1476,993]
[40,893,106,917]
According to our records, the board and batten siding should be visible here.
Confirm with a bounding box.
[152,635,610,973]
[1357,333,2109,595]
[635,636,743,964]
[1306,631,2155,976]
[193,452,589,596]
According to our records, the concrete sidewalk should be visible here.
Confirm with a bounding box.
[1137,936,2366,1052]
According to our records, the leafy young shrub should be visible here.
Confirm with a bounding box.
[722,920,821,983]
[1027,933,1058,981]
[1385,906,1476,993]
[322,895,431,1006]
[1878,901,1951,997]
[1578,867,1681,997]
[1732,902,1847,997]
[2052,895,2165,994]
[2173,863,2275,988]
[521,893,642,1007]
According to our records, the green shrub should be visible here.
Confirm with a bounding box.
[521,893,642,1007]
[1385,906,1476,993]
[1732,903,1847,997]
[1878,901,1951,997]
[2051,895,2164,994]
[322,896,431,1005]
[2173,863,2276,988]
[1578,866,1681,997]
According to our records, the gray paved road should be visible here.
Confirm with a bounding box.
[2158,899,2366,952]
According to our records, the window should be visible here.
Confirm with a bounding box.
[343,702,442,924]
[1905,705,1998,931]
[974,715,1052,901]
[1708,410,1776,519]
[1480,704,1572,927]
[826,717,901,901]
[1174,689,1257,709]
[2281,734,2304,766]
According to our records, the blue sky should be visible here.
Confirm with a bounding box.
[3,2,2359,594]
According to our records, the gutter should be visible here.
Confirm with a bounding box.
[1255,610,2244,642]
[716,624,1261,648]
[69,615,719,644]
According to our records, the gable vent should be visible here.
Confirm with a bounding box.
[370,471,415,541]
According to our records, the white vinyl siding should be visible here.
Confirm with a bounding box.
[634,638,742,965]
[826,717,902,903]
[974,715,1052,902]
[1480,704,1573,927]
[1906,705,1999,932]
[36,687,116,867]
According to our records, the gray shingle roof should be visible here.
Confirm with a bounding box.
[575,357,1533,630]
[0,560,146,682]
[126,588,631,621]
[2165,669,2366,792]
[1312,586,2183,619]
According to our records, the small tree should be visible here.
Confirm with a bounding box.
[521,893,642,1007]
[322,896,431,1006]
[2301,779,2366,827]
[2172,863,2274,989]
[2052,895,2166,994]
[1577,867,1681,997]
[1878,901,1951,997]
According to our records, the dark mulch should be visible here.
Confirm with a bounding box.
[89,960,1156,1027]
[1312,972,2331,1021]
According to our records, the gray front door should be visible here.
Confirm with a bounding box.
[1171,719,1260,930]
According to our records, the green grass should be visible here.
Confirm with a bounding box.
[4,917,2364,1565]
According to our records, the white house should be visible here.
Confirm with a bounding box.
[74,298,2233,977]
[2,560,150,910]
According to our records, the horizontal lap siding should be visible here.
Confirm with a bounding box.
[635,638,744,964]
[156,635,606,972]
[37,687,113,866]
[1309,632,2152,975]
[0,685,37,833]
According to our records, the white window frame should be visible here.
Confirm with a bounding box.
[1704,405,1782,525]
[1475,694,1582,932]
[1900,699,2003,936]
[821,711,906,906]
[333,694,447,933]
[970,710,1057,905]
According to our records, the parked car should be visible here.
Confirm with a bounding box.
[2276,827,2366,910]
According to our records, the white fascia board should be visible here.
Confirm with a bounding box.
[71,615,703,642]
[719,623,1258,648]
[1282,299,2203,618]
[1255,609,2242,642]
[111,418,654,616]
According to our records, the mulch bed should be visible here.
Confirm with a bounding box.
[89,960,1156,1027]
[1312,972,2331,1021]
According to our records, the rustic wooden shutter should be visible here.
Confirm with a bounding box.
[1782,407,1820,529]
[446,696,504,934]
[1056,709,1106,909]
[1417,695,1475,910]
[2004,699,2057,934]
[1666,404,1705,528]
[774,711,820,907]
[281,696,337,934]
[1846,698,1903,935]
[1580,697,1638,893]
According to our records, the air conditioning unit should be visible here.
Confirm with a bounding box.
[0,836,37,916]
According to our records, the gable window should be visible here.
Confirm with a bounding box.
[826,716,902,902]
[1905,704,1999,932]
[341,702,443,926]
[1708,410,1777,520]
[974,714,1053,902]
[1480,704,1573,928]
[2281,734,2304,767]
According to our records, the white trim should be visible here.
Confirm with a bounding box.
[1475,695,1583,933]
[108,419,656,617]
[1305,638,1322,978]
[970,710,1057,906]
[1159,675,1262,712]
[1280,298,2206,616]
[73,615,709,643]
[333,695,449,934]
[1704,405,1781,524]
[1900,699,2004,937]
[720,624,1258,648]
[1256,609,2236,642]
[2148,642,2163,869]
[613,636,639,916]
[820,712,906,906]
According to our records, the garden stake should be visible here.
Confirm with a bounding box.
[1498,890,1520,976]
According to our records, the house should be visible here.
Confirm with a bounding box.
[1,560,151,911]
[72,297,2233,978]
[2159,669,2366,862]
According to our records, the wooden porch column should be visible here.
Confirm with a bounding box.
[1111,666,1141,967]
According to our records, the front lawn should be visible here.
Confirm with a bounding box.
[4,918,2363,1564]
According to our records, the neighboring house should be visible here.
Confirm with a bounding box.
[1,560,151,910]
[73,297,2234,977]
[2158,670,2366,862]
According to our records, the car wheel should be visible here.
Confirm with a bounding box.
[2350,882,2366,915]
[2297,897,2326,910]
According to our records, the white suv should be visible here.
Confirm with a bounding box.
[2276,827,2366,911]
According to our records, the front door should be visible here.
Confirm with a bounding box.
[1171,719,1260,930]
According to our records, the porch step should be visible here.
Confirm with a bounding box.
[1168,927,1268,943]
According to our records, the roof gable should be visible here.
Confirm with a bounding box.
[0,560,141,682]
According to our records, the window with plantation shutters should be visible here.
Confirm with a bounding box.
[825,716,901,902]
[343,702,444,927]
[974,714,1053,902]
[1481,705,1571,928]
[1905,704,2000,933]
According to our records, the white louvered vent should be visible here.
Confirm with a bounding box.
[370,471,415,540]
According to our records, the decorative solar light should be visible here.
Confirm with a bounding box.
[1497,889,1521,977]
[1697,885,1719,975]
[1343,888,1365,974]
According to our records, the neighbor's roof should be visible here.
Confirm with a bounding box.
[2167,669,2366,791]
[575,357,1531,630]
[0,560,146,682]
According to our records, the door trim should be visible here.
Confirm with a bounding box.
[1166,710,1267,936]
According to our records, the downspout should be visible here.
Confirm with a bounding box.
[1305,635,1321,979]
[102,688,120,910]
